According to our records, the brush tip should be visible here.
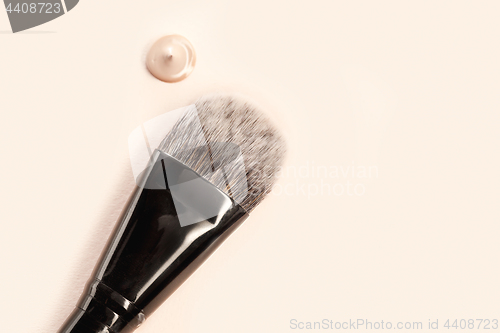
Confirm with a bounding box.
[159,93,286,212]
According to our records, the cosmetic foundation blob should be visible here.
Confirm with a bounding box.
[146,35,196,83]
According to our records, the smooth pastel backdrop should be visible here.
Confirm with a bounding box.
[1,1,499,332]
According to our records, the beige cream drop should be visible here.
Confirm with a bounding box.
[146,35,196,83]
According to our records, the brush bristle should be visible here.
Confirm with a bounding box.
[158,94,286,212]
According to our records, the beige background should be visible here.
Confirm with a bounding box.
[1,1,499,332]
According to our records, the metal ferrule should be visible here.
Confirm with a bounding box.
[59,150,249,333]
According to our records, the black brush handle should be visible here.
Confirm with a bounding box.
[58,151,248,333]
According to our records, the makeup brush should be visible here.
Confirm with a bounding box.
[58,94,286,333]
